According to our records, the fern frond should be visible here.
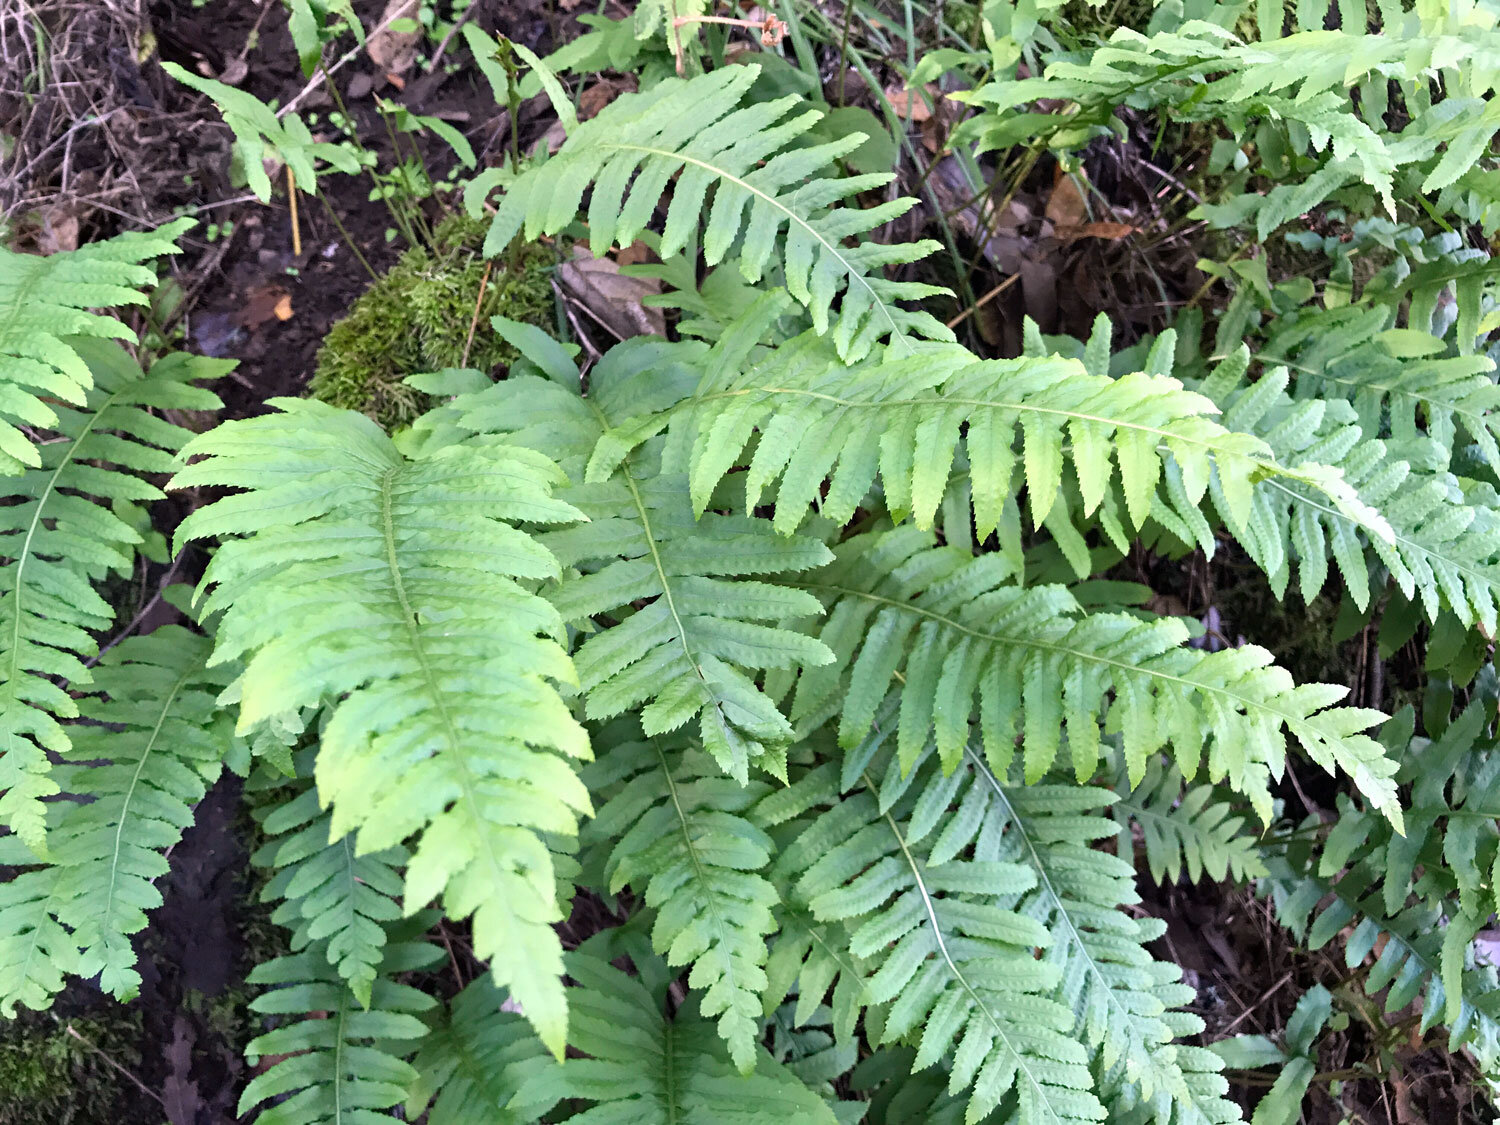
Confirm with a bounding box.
[46,626,234,1000]
[955,20,1500,229]
[1113,758,1267,886]
[1259,303,1500,472]
[518,946,841,1123]
[758,741,1105,1125]
[589,310,1388,552]
[0,343,223,851]
[1054,314,1500,632]
[787,526,1398,823]
[172,399,589,1055]
[406,977,560,1124]
[438,331,836,782]
[476,64,951,361]
[253,776,406,1009]
[0,218,193,474]
[0,858,75,1016]
[1265,705,1500,1053]
[238,930,438,1124]
[584,724,778,1071]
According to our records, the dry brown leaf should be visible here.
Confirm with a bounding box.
[1045,169,1088,227]
[236,285,292,331]
[531,119,569,158]
[614,240,653,267]
[1057,220,1135,243]
[555,247,665,342]
[885,84,939,122]
[579,77,635,120]
[366,0,421,74]
[34,202,83,254]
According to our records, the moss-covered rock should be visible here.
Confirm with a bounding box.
[309,214,555,431]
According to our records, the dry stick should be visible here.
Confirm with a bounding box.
[945,271,1019,330]
[65,1025,164,1106]
[1218,970,1294,1036]
[287,165,302,258]
[460,259,493,368]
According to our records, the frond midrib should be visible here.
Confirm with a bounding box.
[793,579,1317,734]
[860,769,1062,1114]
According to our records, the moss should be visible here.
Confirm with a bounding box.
[309,213,556,431]
[0,1007,147,1125]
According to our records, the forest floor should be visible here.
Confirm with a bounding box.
[0,0,1493,1121]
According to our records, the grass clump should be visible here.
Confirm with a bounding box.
[309,213,555,431]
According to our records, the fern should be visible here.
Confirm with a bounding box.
[239,925,438,1125]
[47,625,234,1000]
[1113,758,1267,886]
[517,945,844,1123]
[786,526,1400,823]
[406,976,559,1124]
[252,770,406,1008]
[585,301,1389,554]
[1059,315,1500,632]
[0,218,193,474]
[474,64,950,361]
[582,723,779,1071]
[172,400,589,1054]
[423,327,837,782]
[955,15,1500,233]
[0,342,223,851]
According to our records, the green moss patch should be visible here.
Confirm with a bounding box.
[309,214,555,431]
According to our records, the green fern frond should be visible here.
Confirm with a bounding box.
[238,929,438,1124]
[436,331,836,782]
[0,343,224,851]
[253,776,406,1009]
[1258,304,1500,473]
[46,626,234,1000]
[0,858,76,1017]
[475,64,950,361]
[589,307,1387,552]
[517,946,842,1123]
[955,19,1500,229]
[1265,705,1500,1052]
[758,740,1106,1125]
[787,526,1398,823]
[406,977,560,1124]
[0,219,194,474]
[584,724,779,1071]
[1061,315,1500,631]
[1113,758,1267,886]
[172,399,589,1055]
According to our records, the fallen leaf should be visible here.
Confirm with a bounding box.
[555,247,665,341]
[1057,220,1135,243]
[367,0,421,74]
[1045,168,1089,227]
[886,84,939,122]
[579,76,635,120]
[236,285,293,331]
[614,240,652,267]
[35,202,82,254]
